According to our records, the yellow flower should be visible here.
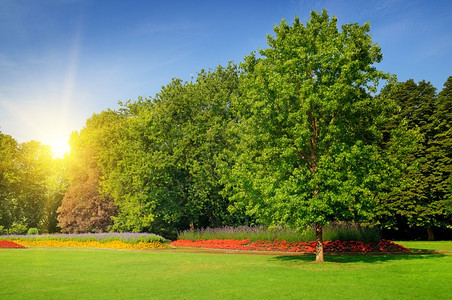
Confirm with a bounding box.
[12,240,170,250]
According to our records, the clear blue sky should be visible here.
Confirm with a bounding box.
[0,0,451,156]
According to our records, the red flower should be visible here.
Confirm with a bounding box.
[0,240,25,248]
[170,239,410,253]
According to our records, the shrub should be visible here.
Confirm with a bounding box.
[9,223,27,235]
[323,222,380,243]
[177,223,380,243]
[179,226,306,242]
[27,228,39,235]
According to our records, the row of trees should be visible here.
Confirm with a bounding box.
[377,78,452,240]
[58,66,244,238]
[1,11,450,261]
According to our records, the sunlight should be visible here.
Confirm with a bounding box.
[48,138,70,159]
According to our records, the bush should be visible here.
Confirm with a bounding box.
[323,222,381,243]
[177,223,380,243]
[178,226,307,242]
[27,228,39,235]
[9,223,27,235]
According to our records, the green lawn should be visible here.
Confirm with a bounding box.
[1,247,451,299]
[396,240,452,252]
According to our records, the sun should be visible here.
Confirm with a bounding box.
[36,123,72,159]
[48,138,70,159]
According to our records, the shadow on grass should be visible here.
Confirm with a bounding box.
[273,253,446,264]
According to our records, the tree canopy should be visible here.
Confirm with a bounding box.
[57,111,119,233]
[0,132,66,234]
[375,77,452,239]
[223,10,399,261]
[99,65,245,238]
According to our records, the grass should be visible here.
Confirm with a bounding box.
[396,241,452,252]
[1,246,451,299]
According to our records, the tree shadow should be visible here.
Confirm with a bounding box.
[272,252,446,264]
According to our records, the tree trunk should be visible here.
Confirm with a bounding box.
[427,226,435,241]
[315,224,324,262]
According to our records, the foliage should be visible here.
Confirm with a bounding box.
[0,132,67,234]
[27,228,39,235]
[433,76,452,223]
[178,223,380,243]
[102,64,245,238]
[223,10,393,261]
[57,111,119,233]
[375,77,452,239]
[13,141,53,229]
[41,157,68,233]
[179,225,303,242]
[0,132,18,231]
[8,223,27,235]
[0,9,449,245]
[322,222,380,243]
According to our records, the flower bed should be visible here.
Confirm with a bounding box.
[0,233,171,250]
[170,239,410,253]
[0,232,165,244]
[0,240,25,249]
[12,239,170,250]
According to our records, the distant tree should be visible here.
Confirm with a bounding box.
[224,11,395,262]
[0,132,19,231]
[41,157,68,233]
[375,77,452,239]
[57,113,118,233]
[14,141,53,229]
[0,133,68,233]
[432,76,452,226]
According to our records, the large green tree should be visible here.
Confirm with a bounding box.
[224,10,395,262]
[57,111,119,233]
[102,65,244,238]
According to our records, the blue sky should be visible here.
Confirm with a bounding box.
[0,0,451,156]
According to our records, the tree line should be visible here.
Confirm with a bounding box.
[0,139,66,234]
[1,11,450,258]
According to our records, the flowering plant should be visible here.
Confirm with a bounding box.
[0,232,170,250]
[0,232,166,244]
[0,240,25,248]
[170,239,410,253]
[11,239,170,250]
